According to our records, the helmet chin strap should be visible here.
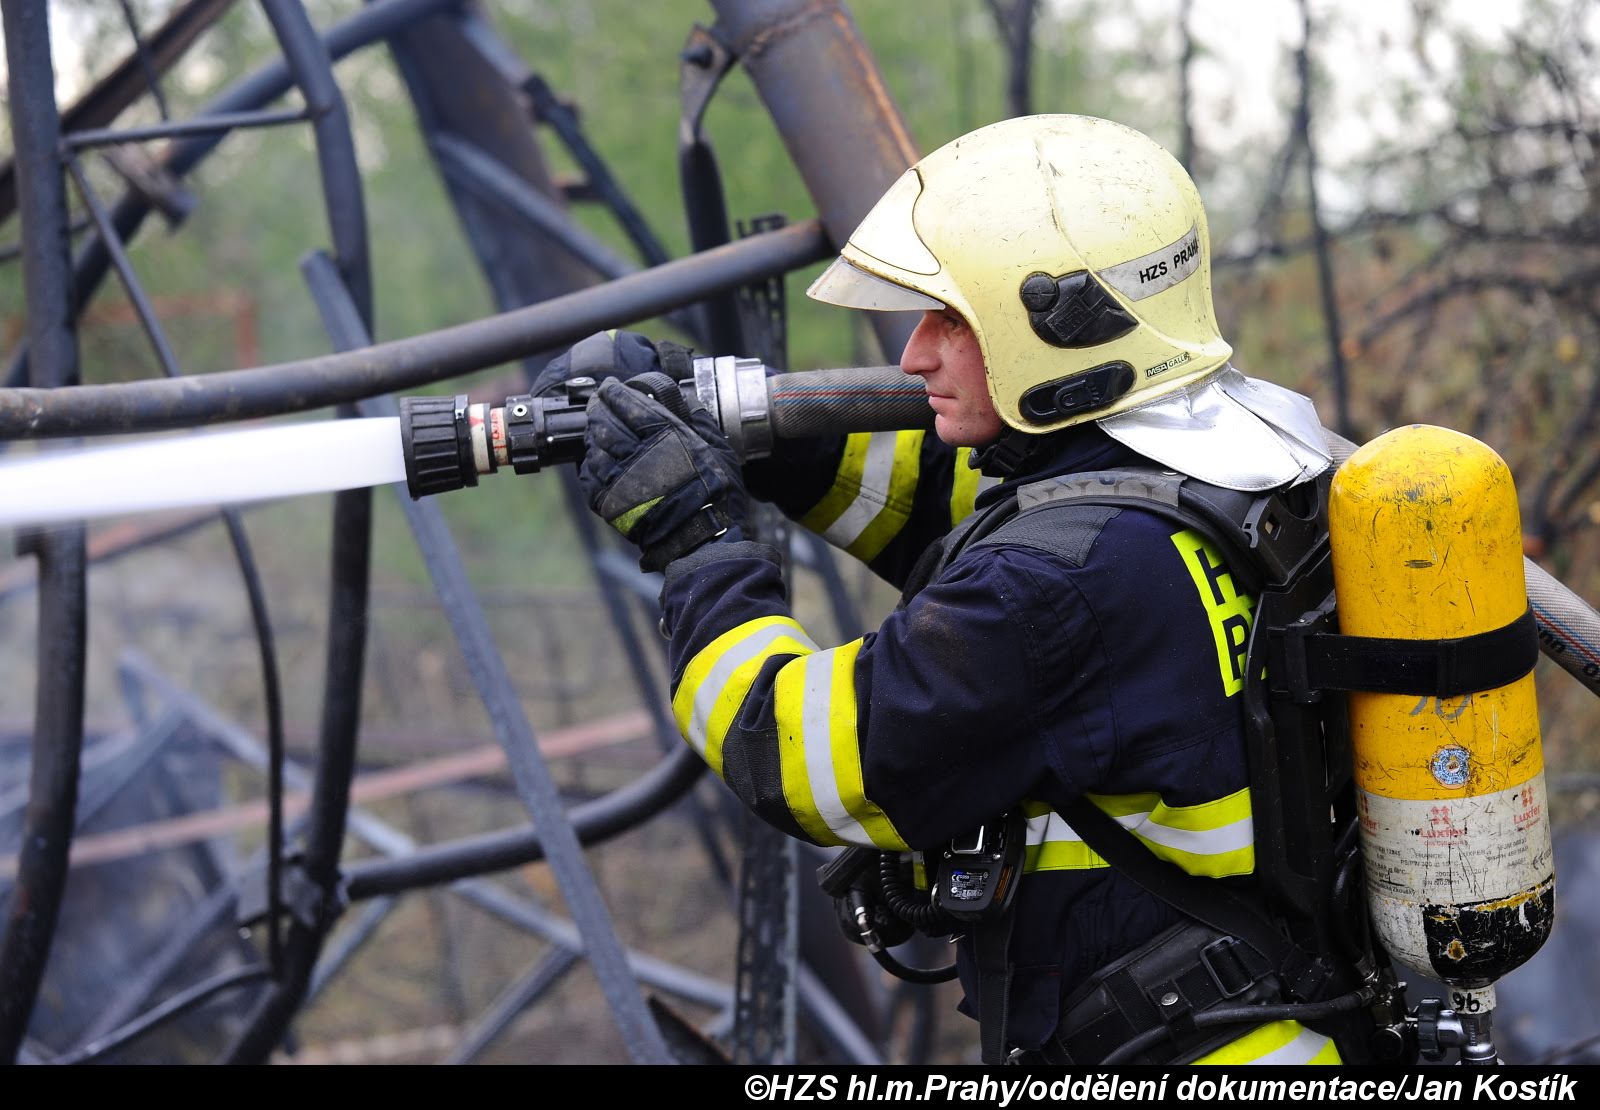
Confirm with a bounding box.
[971,425,1073,478]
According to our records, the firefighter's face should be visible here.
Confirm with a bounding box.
[901,308,1003,447]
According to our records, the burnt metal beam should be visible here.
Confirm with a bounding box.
[384,4,595,332]
[443,949,580,1065]
[50,966,272,1065]
[60,108,311,150]
[523,73,672,269]
[300,250,672,1064]
[114,654,734,1015]
[259,0,372,328]
[221,0,374,1062]
[427,132,702,340]
[0,0,236,225]
[706,0,920,362]
[0,0,90,1064]
[0,220,829,438]
[679,23,746,356]
[341,745,704,898]
[4,0,463,390]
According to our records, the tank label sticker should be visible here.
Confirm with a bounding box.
[1358,774,1554,906]
[1100,223,1201,302]
[1360,775,1555,980]
[1430,746,1471,786]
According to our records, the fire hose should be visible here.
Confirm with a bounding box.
[396,362,1600,703]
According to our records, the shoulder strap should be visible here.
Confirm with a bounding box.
[964,466,1337,1000]
[897,489,1024,608]
[984,467,1330,592]
[1059,797,1330,1000]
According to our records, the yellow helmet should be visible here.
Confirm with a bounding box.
[808,114,1232,434]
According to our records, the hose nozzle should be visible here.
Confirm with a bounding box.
[398,376,599,499]
[397,360,933,500]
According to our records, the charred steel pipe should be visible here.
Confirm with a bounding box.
[0,221,831,439]
[0,0,234,224]
[223,0,375,1059]
[344,745,706,899]
[707,0,920,362]
[383,4,600,339]
[4,0,461,390]
[0,528,87,1063]
[427,132,701,341]
[0,0,90,1065]
[258,0,372,328]
[217,261,361,1044]
[224,477,373,1064]
[224,441,373,1064]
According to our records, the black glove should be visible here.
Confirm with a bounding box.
[530,329,693,397]
[579,378,748,572]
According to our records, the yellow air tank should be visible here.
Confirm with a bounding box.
[1329,425,1554,1008]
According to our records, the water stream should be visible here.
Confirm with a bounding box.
[0,417,408,528]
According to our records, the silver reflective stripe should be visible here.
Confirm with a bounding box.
[1098,223,1201,302]
[1252,1025,1335,1065]
[1135,812,1253,856]
[1025,808,1085,846]
[797,653,872,845]
[1025,805,1253,855]
[684,622,817,757]
[823,432,900,549]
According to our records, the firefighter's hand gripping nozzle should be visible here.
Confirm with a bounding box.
[397,357,935,500]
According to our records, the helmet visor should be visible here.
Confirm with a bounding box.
[806,257,944,312]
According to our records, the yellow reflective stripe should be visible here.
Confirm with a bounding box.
[672,616,816,776]
[1191,1021,1341,1065]
[1020,790,1255,878]
[950,448,1000,526]
[775,655,831,845]
[609,495,662,537]
[800,433,873,534]
[774,640,909,850]
[951,448,981,524]
[1023,806,1104,871]
[846,430,923,561]
[701,634,814,775]
[799,431,923,561]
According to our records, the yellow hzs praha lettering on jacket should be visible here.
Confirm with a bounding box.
[1170,528,1256,697]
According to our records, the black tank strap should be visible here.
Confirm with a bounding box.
[1271,606,1539,701]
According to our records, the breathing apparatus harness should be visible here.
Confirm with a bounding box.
[821,456,1537,1065]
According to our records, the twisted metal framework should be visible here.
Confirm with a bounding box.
[0,0,935,1064]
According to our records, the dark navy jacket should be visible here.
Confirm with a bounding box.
[660,424,1259,1050]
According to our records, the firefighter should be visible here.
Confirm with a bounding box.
[572,114,1342,1063]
